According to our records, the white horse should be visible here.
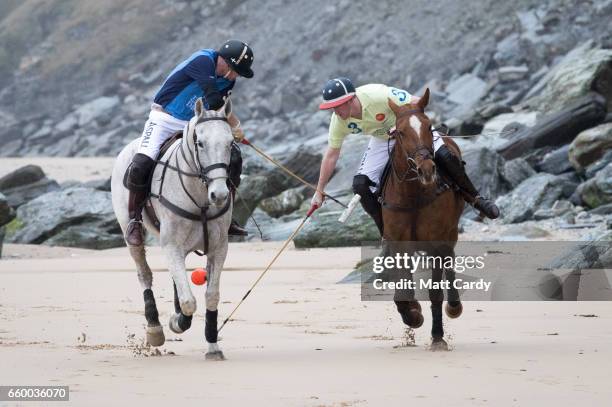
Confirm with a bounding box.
[111,98,234,360]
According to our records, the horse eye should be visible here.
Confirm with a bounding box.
[197,141,204,148]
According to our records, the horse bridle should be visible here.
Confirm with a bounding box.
[182,115,230,186]
[388,109,435,183]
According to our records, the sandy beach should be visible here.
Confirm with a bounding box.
[1,241,611,407]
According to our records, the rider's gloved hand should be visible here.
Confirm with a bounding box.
[231,122,245,142]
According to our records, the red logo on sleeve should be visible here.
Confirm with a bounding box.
[376,113,385,121]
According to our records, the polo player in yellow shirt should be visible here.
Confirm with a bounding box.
[311,77,499,235]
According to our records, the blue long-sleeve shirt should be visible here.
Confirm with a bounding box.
[153,49,235,121]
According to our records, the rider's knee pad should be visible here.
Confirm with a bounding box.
[228,142,243,189]
[352,174,375,197]
[125,153,156,192]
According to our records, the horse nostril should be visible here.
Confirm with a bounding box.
[210,192,217,201]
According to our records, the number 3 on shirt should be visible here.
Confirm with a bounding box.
[390,87,408,102]
[348,122,362,134]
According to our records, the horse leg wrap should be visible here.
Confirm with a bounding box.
[177,313,193,331]
[143,289,160,326]
[205,309,219,343]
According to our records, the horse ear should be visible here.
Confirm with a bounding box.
[388,98,401,115]
[417,88,430,111]
[194,98,204,117]
[224,97,232,117]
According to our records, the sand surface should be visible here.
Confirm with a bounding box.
[1,242,611,406]
[0,157,116,183]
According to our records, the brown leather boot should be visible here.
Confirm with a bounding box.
[125,189,147,246]
[228,219,248,236]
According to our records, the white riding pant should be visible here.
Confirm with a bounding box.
[356,133,446,192]
[137,109,188,159]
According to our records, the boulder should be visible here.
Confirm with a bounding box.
[523,41,612,114]
[498,93,607,159]
[496,173,568,223]
[536,144,573,174]
[0,178,60,208]
[585,150,612,178]
[477,112,538,150]
[294,204,379,248]
[501,158,536,188]
[6,187,123,249]
[581,163,612,209]
[258,187,304,218]
[0,165,45,190]
[568,122,612,170]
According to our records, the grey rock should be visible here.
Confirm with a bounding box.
[569,122,612,170]
[496,173,568,223]
[536,144,573,174]
[501,158,536,189]
[498,65,529,82]
[581,163,612,208]
[589,203,612,216]
[533,199,574,220]
[1,178,61,208]
[446,74,488,114]
[258,188,304,218]
[74,96,120,127]
[0,165,45,191]
[523,42,612,114]
[462,146,507,200]
[585,150,612,178]
[83,178,112,191]
[6,187,123,249]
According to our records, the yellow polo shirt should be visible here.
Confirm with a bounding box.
[328,84,413,148]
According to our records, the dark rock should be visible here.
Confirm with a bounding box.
[6,187,123,249]
[496,173,568,224]
[501,158,536,188]
[568,122,612,170]
[536,144,573,174]
[589,203,612,215]
[0,193,15,226]
[0,165,45,190]
[497,93,607,160]
[1,178,61,208]
[585,150,612,178]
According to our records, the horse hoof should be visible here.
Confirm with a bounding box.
[146,324,165,347]
[430,338,449,352]
[445,302,463,319]
[205,351,225,361]
[168,314,184,334]
[400,309,424,328]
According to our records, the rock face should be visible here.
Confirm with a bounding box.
[6,187,123,249]
[500,158,536,189]
[569,122,612,170]
[581,163,612,209]
[524,42,612,113]
[496,173,573,224]
[462,146,507,200]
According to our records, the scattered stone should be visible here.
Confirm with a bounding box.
[568,122,612,171]
[533,200,574,220]
[498,65,529,82]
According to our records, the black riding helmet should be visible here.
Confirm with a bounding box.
[218,40,254,78]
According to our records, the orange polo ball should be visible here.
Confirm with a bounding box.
[191,268,207,285]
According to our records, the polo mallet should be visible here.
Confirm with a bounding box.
[241,138,347,209]
[218,203,320,333]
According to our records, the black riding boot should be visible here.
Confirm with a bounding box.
[434,145,500,219]
[125,153,156,246]
[352,174,384,235]
[227,142,248,236]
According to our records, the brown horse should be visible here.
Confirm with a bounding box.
[381,89,465,350]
